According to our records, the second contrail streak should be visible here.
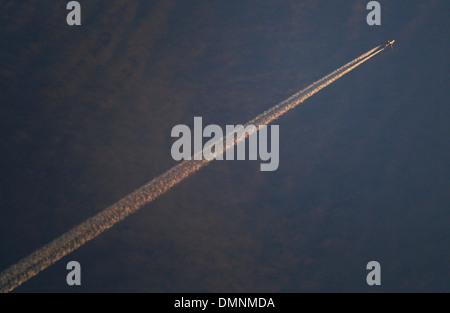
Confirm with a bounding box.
[0,45,385,293]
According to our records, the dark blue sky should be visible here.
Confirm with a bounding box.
[0,1,448,292]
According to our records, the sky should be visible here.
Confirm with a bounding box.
[0,1,448,292]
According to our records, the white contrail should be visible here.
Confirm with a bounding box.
[247,46,385,127]
[199,45,385,158]
[0,45,385,293]
[253,45,382,122]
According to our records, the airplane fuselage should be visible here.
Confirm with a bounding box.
[385,40,395,47]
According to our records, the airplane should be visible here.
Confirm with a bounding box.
[384,40,395,49]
